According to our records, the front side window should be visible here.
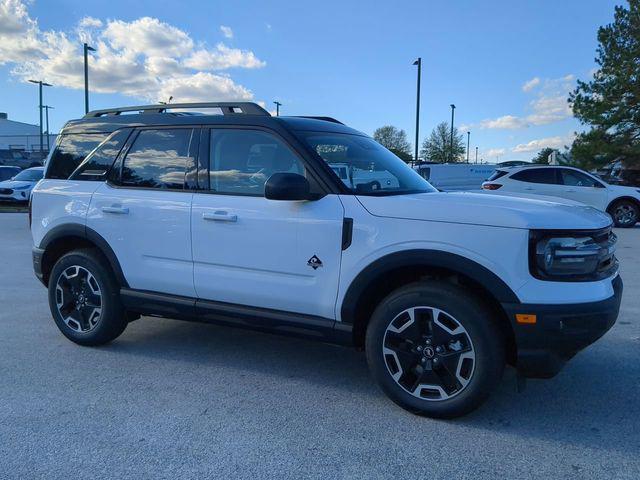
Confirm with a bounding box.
[121,129,194,190]
[301,132,435,195]
[511,168,559,184]
[46,133,109,180]
[560,169,601,188]
[209,129,305,195]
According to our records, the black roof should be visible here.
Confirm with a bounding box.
[60,102,364,137]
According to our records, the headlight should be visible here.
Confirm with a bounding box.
[530,228,617,281]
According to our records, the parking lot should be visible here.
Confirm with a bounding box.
[0,212,638,479]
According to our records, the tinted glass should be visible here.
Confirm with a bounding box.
[209,129,305,195]
[13,169,43,181]
[0,168,20,181]
[121,129,193,189]
[46,133,108,180]
[301,132,436,195]
[487,170,508,181]
[560,169,601,187]
[511,168,558,184]
[70,129,131,181]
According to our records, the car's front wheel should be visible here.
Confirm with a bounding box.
[609,200,639,228]
[366,281,505,418]
[48,249,128,346]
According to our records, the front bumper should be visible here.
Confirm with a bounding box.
[502,275,623,378]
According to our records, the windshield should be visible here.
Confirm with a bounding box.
[301,132,436,195]
[13,169,43,181]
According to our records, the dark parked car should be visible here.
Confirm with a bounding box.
[0,150,43,169]
[0,166,21,182]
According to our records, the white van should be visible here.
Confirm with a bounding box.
[415,163,496,191]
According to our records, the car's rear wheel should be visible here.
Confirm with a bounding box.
[48,249,127,346]
[365,281,505,418]
[609,200,639,228]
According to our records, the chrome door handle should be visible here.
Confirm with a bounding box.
[101,206,129,215]
[565,189,576,192]
[202,211,237,222]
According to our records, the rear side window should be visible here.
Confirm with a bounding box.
[487,170,508,181]
[46,133,109,180]
[510,168,559,184]
[69,129,131,181]
[121,129,194,190]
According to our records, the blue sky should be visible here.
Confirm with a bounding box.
[0,0,621,162]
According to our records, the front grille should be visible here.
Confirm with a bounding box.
[0,188,13,195]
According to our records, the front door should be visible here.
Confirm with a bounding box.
[557,168,609,210]
[191,127,344,319]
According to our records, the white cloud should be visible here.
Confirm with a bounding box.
[485,148,506,158]
[220,25,233,39]
[0,0,265,103]
[479,115,527,130]
[512,134,574,153]
[522,77,540,92]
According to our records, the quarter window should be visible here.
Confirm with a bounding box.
[69,129,131,181]
[46,133,109,180]
[121,129,194,190]
[208,129,305,195]
[510,168,559,184]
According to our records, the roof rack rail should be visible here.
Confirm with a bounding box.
[84,102,270,118]
[294,116,344,125]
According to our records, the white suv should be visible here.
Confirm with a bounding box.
[482,165,640,228]
[30,102,623,418]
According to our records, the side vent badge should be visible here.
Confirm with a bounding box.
[307,255,323,270]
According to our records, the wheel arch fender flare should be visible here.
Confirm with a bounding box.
[340,249,520,324]
[606,195,640,213]
[39,223,128,287]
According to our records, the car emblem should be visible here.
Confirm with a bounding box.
[307,255,323,270]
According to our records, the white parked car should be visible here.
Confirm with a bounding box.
[31,102,622,418]
[0,166,44,203]
[482,165,640,227]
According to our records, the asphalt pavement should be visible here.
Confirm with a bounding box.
[1,213,638,479]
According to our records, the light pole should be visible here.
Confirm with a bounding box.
[449,104,456,162]
[84,43,96,114]
[412,58,422,165]
[273,101,282,116]
[466,131,470,163]
[28,80,52,156]
[43,105,54,151]
[475,146,478,164]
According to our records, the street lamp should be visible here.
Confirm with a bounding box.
[273,101,282,116]
[412,58,422,165]
[28,79,52,156]
[475,146,478,164]
[43,105,54,151]
[449,104,456,162]
[84,43,96,114]
[466,131,470,163]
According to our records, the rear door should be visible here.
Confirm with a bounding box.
[191,127,344,319]
[506,167,564,197]
[87,127,198,297]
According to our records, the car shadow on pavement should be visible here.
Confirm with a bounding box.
[99,315,639,455]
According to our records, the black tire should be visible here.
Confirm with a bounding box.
[609,200,639,228]
[48,248,127,346]
[365,281,505,419]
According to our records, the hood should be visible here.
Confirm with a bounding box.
[0,180,33,189]
[356,191,612,230]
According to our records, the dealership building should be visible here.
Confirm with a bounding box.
[0,112,57,155]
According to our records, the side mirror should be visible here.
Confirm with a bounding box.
[265,172,311,201]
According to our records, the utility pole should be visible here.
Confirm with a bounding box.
[475,146,478,164]
[28,80,52,156]
[84,43,96,114]
[412,58,422,165]
[273,101,282,116]
[466,131,470,163]
[43,105,54,151]
[449,104,456,162]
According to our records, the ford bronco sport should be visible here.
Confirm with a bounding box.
[31,102,622,418]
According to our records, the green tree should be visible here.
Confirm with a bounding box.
[532,147,556,164]
[569,0,640,168]
[420,122,466,163]
[373,125,413,163]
